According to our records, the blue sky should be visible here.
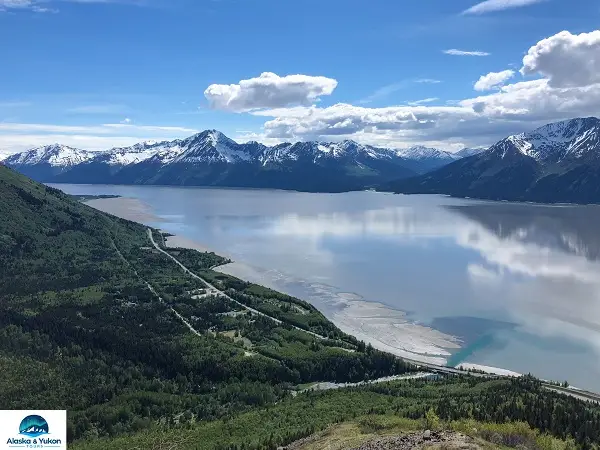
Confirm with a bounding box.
[1,0,600,154]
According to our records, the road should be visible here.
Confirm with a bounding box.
[146,229,600,403]
[147,229,330,341]
[111,237,205,338]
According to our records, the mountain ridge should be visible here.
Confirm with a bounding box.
[2,131,474,193]
[384,117,600,204]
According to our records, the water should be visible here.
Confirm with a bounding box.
[55,184,600,391]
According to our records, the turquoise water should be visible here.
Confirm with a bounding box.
[54,184,600,391]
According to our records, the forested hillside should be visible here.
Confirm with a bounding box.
[0,164,409,442]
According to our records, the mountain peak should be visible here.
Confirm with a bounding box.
[5,144,93,167]
[501,116,600,163]
[396,145,456,161]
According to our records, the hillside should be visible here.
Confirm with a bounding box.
[73,376,600,450]
[0,164,411,443]
[383,118,600,204]
[2,132,475,193]
[2,165,600,450]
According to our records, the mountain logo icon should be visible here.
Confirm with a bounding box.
[19,415,49,438]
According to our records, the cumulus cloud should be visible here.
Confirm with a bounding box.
[204,72,338,112]
[252,103,478,147]
[444,49,490,56]
[463,0,546,15]
[521,30,600,88]
[474,70,516,91]
[462,78,600,120]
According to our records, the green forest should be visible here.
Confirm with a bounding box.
[1,163,600,449]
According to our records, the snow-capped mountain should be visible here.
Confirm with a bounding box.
[257,140,397,166]
[497,117,600,164]
[2,144,97,180]
[2,130,475,192]
[396,145,456,161]
[5,144,95,167]
[395,145,459,173]
[386,117,600,204]
[99,140,182,166]
[172,130,263,164]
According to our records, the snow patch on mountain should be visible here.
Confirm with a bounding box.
[173,130,258,164]
[396,146,457,161]
[5,144,95,167]
[505,117,600,162]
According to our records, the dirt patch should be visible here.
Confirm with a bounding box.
[349,431,484,449]
[281,428,491,450]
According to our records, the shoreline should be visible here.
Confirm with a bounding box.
[82,195,512,371]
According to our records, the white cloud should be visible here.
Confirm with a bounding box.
[204,72,338,112]
[68,104,129,114]
[226,29,600,149]
[0,122,198,154]
[415,79,442,84]
[407,98,440,106]
[0,122,196,135]
[443,49,491,56]
[359,79,442,104]
[120,117,132,124]
[0,134,157,153]
[249,103,480,150]
[463,0,546,15]
[462,78,600,120]
[0,0,145,12]
[0,0,49,11]
[0,0,31,7]
[359,82,410,105]
[521,30,600,88]
[474,70,515,91]
[0,101,31,108]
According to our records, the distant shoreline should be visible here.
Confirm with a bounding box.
[73,194,121,201]
[49,181,600,206]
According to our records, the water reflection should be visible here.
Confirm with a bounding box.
[52,185,600,390]
[444,204,600,385]
[449,204,600,261]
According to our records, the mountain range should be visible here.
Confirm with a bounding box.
[1,131,479,192]
[384,117,600,204]
[7,117,599,203]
